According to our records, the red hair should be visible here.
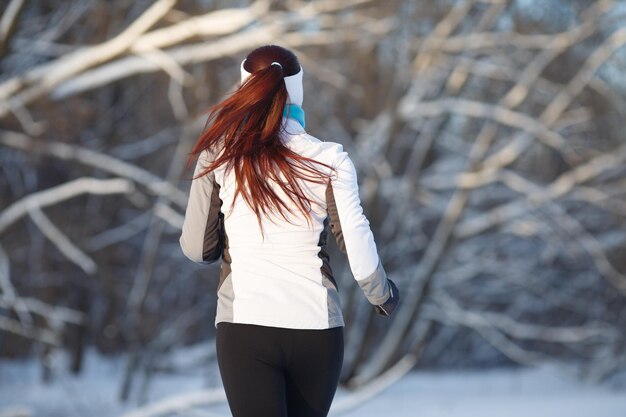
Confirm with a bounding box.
[184,45,335,235]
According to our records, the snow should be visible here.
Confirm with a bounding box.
[1,346,625,417]
[336,365,626,417]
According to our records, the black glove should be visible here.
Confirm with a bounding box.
[374,278,400,317]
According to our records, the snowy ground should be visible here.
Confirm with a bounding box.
[1,346,625,417]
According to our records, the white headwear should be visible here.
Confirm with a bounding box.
[240,58,304,106]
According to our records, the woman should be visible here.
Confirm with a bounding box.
[179,44,400,417]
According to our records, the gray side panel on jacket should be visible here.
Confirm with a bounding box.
[325,183,346,254]
[316,212,344,327]
[215,272,234,327]
[215,223,233,328]
[179,148,224,265]
[321,272,345,328]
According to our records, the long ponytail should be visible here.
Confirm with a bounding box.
[184,48,335,236]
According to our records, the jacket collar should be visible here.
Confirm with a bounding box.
[282,116,306,135]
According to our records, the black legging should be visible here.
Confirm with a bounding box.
[216,321,344,417]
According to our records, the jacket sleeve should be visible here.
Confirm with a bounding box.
[179,148,225,265]
[328,149,391,306]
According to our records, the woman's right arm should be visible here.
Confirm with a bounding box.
[327,149,399,316]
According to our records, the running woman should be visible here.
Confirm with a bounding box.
[179,44,400,417]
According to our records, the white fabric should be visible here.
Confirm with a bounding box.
[240,58,304,106]
[210,117,383,329]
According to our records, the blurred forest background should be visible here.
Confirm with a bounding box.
[1,0,626,413]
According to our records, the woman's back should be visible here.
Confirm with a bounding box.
[182,116,391,329]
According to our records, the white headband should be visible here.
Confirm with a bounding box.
[240,58,304,106]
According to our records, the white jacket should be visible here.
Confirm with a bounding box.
[179,116,391,329]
